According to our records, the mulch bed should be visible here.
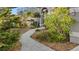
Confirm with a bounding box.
[32,32,78,51]
[19,27,30,34]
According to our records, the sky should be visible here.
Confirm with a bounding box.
[11,7,79,15]
[11,7,38,15]
[11,8,18,15]
[11,7,51,15]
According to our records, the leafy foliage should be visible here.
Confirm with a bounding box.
[33,12,40,18]
[0,8,20,50]
[44,7,75,42]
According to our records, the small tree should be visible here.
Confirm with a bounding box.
[0,8,20,50]
[44,7,75,42]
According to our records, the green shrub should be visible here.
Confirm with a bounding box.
[44,7,75,42]
[0,44,11,51]
[47,32,65,42]
[35,31,51,41]
[35,31,65,42]
[31,22,39,28]
[1,31,19,44]
[0,8,20,50]
[35,29,40,32]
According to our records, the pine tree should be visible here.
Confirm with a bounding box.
[0,8,20,50]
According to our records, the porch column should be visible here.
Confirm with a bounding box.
[39,13,44,27]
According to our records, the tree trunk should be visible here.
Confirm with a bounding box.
[65,32,70,42]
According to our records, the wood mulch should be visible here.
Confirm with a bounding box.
[19,27,30,34]
[41,41,78,51]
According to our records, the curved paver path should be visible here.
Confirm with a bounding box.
[20,29,53,51]
[71,45,79,51]
[20,28,79,51]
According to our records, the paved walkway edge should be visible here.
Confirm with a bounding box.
[20,29,79,51]
[20,29,54,51]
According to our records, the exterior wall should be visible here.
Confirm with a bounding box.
[26,17,41,27]
[70,7,79,22]
[70,7,79,13]
[70,12,79,22]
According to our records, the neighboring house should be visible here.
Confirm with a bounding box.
[26,17,41,27]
